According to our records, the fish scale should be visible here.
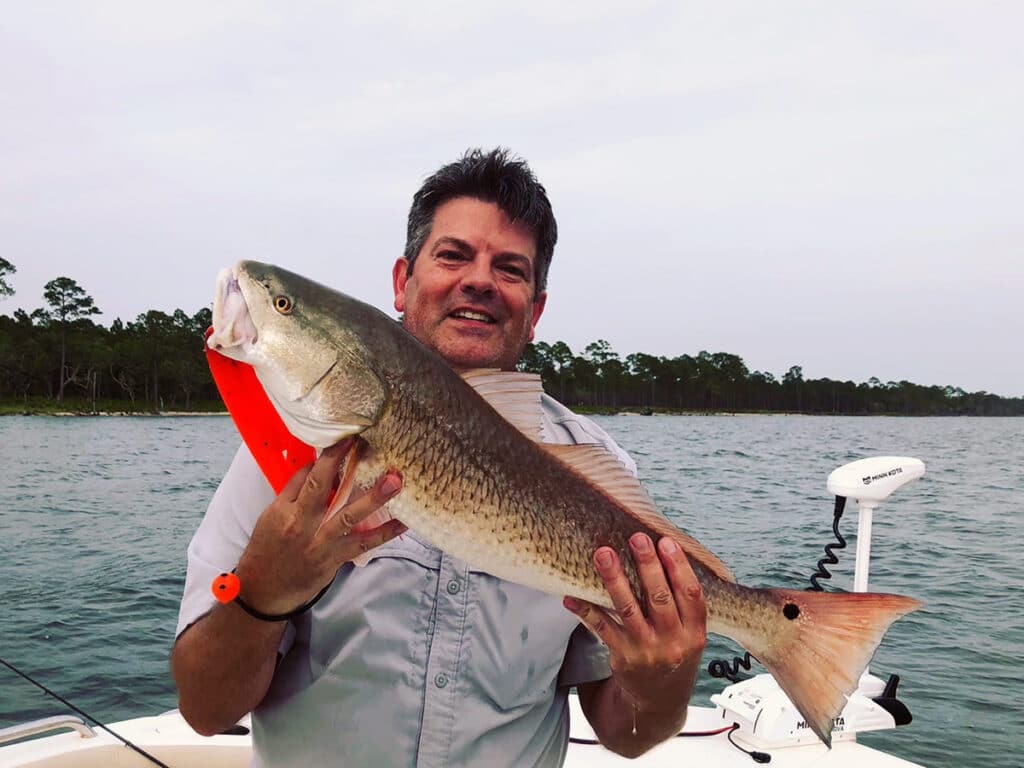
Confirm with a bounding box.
[357,384,633,605]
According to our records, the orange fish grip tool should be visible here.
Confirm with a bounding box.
[205,328,335,620]
[204,326,316,494]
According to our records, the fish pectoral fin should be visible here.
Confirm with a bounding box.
[322,439,364,525]
[543,443,735,583]
[459,369,545,441]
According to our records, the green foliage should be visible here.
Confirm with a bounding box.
[43,276,101,323]
[1,277,1020,415]
[37,277,103,403]
[0,277,218,412]
[0,257,14,299]
[518,341,1023,416]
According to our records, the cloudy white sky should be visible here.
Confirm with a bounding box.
[2,2,1021,395]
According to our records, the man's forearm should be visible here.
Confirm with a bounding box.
[171,449,406,737]
[171,603,285,736]
[578,676,689,759]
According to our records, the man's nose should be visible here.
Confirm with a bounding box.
[459,260,496,296]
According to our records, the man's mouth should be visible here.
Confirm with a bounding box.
[450,308,496,324]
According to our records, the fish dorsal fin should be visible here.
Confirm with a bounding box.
[543,444,659,515]
[543,444,735,583]
[460,369,544,441]
[460,368,735,583]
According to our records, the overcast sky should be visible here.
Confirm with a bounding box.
[2,2,1021,396]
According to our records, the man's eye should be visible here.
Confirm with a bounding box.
[500,264,528,279]
[438,250,465,261]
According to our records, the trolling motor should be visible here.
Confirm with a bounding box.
[711,456,926,751]
[826,456,926,595]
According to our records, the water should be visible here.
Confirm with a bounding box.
[0,415,1020,767]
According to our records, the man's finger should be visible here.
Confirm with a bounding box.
[280,459,314,503]
[319,472,402,539]
[336,519,408,566]
[297,439,355,512]
[630,533,681,633]
[658,538,706,634]
[593,547,649,639]
[563,597,624,649]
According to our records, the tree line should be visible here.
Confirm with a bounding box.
[518,340,1022,416]
[0,265,1020,416]
[0,265,215,412]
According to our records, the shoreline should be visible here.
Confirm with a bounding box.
[1,410,230,417]
[2,409,1006,418]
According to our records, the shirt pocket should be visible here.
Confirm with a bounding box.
[463,569,580,713]
[304,531,442,679]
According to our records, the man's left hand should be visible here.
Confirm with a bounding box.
[564,534,706,748]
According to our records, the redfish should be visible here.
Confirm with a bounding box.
[208,261,922,745]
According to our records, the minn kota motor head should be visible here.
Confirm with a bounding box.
[827,456,926,506]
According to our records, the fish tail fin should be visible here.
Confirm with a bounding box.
[740,588,922,747]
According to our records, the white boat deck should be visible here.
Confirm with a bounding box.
[564,696,923,767]
[0,696,924,768]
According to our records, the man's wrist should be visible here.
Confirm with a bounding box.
[213,570,334,622]
[616,679,688,741]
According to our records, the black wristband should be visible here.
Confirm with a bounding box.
[212,570,335,622]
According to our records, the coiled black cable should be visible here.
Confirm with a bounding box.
[807,495,847,591]
[708,495,849,682]
[707,652,755,683]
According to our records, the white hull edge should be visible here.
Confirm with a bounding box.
[0,696,925,768]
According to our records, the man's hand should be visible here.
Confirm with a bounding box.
[235,438,406,616]
[173,438,405,736]
[564,534,706,757]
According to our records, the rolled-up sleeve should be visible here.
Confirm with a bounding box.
[558,623,611,687]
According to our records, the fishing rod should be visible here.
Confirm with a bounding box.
[0,656,172,768]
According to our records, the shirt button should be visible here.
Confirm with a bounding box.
[446,579,460,595]
[434,673,449,689]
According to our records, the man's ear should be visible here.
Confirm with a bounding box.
[392,258,410,313]
[527,291,547,342]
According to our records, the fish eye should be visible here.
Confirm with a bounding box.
[274,295,294,314]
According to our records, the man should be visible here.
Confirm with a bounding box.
[172,148,706,766]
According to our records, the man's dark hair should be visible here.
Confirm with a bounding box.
[404,148,557,296]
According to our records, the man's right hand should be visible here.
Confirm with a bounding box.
[172,438,404,736]
[235,437,406,617]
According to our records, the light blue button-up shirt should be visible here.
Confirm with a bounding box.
[177,396,635,767]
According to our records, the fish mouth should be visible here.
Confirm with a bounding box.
[208,264,258,359]
[449,306,497,324]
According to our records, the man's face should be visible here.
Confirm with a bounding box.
[393,196,547,371]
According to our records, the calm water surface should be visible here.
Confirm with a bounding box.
[0,415,1021,767]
